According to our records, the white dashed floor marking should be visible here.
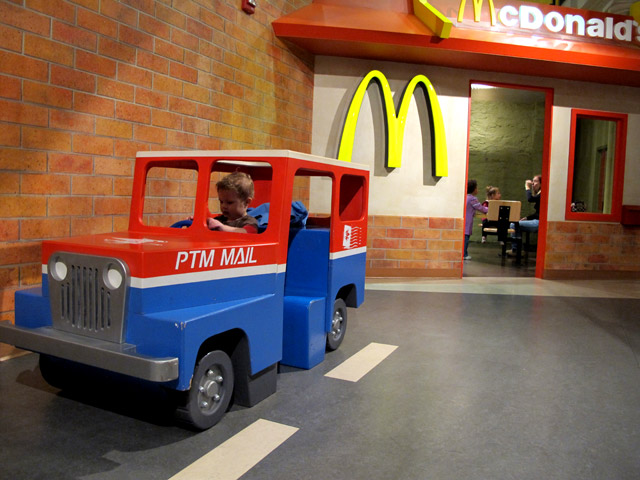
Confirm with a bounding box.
[168,419,298,480]
[325,342,398,382]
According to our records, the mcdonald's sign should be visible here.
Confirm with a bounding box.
[337,70,448,177]
[458,0,496,25]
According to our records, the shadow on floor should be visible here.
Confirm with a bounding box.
[463,240,536,278]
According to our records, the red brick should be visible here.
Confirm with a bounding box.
[121,0,154,14]
[0,242,41,266]
[139,13,170,40]
[2,196,47,217]
[22,173,70,195]
[118,64,153,88]
[50,110,95,133]
[0,2,50,36]
[152,110,182,129]
[0,99,48,127]
[134,124,166,143]
[114,177,133,196]
[0,221,20,242]
[0,75,21,100]
[26,0,75,23]
[199,42,223,63]
[156,3,186,29]
[100,0,137,26]
[96,118,133,139]
[23,127,72,151]
[119,25,154,51]
[71,216,113,236]
[52,20,98,51]
[198,104,221,123]
[51,65,96,93]
[21,217,70,240]
[0,51,48,82]
[167,130,195,149]
[48,196,93,216]
[135,88,167,109]
[76,51,117,78]
[48,153,93,174]
[72,176,113,195]
[137,51,169,74]
[23,81,73,109]
[99,37,136,63]
[0,173,19,194]
[428,239,456,251]
[200,9,224,30]
[114,139,149,157]
[0,24,22,53]
[208,122,231,139]
[185,51,212,73]
[169,96,197,116]
[74,92,115,117]
[116,102,151,123]
[429,217,455,229]
[73,134,113,156]
[196,135,220,150]
[183,117,208,135]
[94,157,133,176]
[94,197,130,215]
[223,80,244,99]
[72,0,99,10]
[186,18,213,41]
[170,62,198,83]
[20,263,42,286]
[155,39,184,62]
[97,78,135,102]
[153,74,183,96]
[77,8,117,38]
[0,149,46,171]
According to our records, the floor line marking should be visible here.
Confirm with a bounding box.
[168,419,298,480]
[325,342,398,382]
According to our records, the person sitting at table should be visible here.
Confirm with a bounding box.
[509,174,541,255]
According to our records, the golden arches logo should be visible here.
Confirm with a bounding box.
[337,70,448,177]
[458,0,496,26]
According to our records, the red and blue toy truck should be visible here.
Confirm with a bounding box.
[0,150,369,430]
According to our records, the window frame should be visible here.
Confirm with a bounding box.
[565,108,627,223]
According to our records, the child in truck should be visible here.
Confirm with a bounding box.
[207,171,259,234]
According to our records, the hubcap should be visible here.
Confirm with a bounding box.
[197,367,224,413]
[331,310,343,339]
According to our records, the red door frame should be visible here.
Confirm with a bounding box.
[463,81,554,279]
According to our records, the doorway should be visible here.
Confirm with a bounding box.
[463,82,552,278]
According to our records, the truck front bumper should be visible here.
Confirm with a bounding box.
[0,321,178,383]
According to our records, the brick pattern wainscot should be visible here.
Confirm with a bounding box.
[544,221,640,278]
[367,216,464,277]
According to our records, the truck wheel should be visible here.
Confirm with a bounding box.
[39,354,79,390]
[175,350,234,430]
[326,298,347,351]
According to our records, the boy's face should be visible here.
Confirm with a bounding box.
[218,189,249,220]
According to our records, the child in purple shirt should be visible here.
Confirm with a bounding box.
[464,179,488,260]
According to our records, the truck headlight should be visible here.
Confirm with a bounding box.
[104,264,124,290]
[50,257,68,281]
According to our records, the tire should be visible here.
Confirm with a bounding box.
[326,298,347,351]
[39,354,75,390]
[175,350,234,431]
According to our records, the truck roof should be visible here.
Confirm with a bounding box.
[136,149,369,172]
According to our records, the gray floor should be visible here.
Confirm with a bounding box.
[1,283,640,480]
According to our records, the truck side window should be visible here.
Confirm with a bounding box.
[142,163,197,228]
[209,161,273,233]
[339,174,365,221]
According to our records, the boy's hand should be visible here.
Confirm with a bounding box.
[525,179,532,189]
[207,217,223,230]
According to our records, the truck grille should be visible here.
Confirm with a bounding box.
[48,252,129,343]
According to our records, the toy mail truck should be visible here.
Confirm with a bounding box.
[0,150,369,430]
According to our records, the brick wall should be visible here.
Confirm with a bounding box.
[0,0,313,322]
[366,215,464,277]
[544,221,640,277]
